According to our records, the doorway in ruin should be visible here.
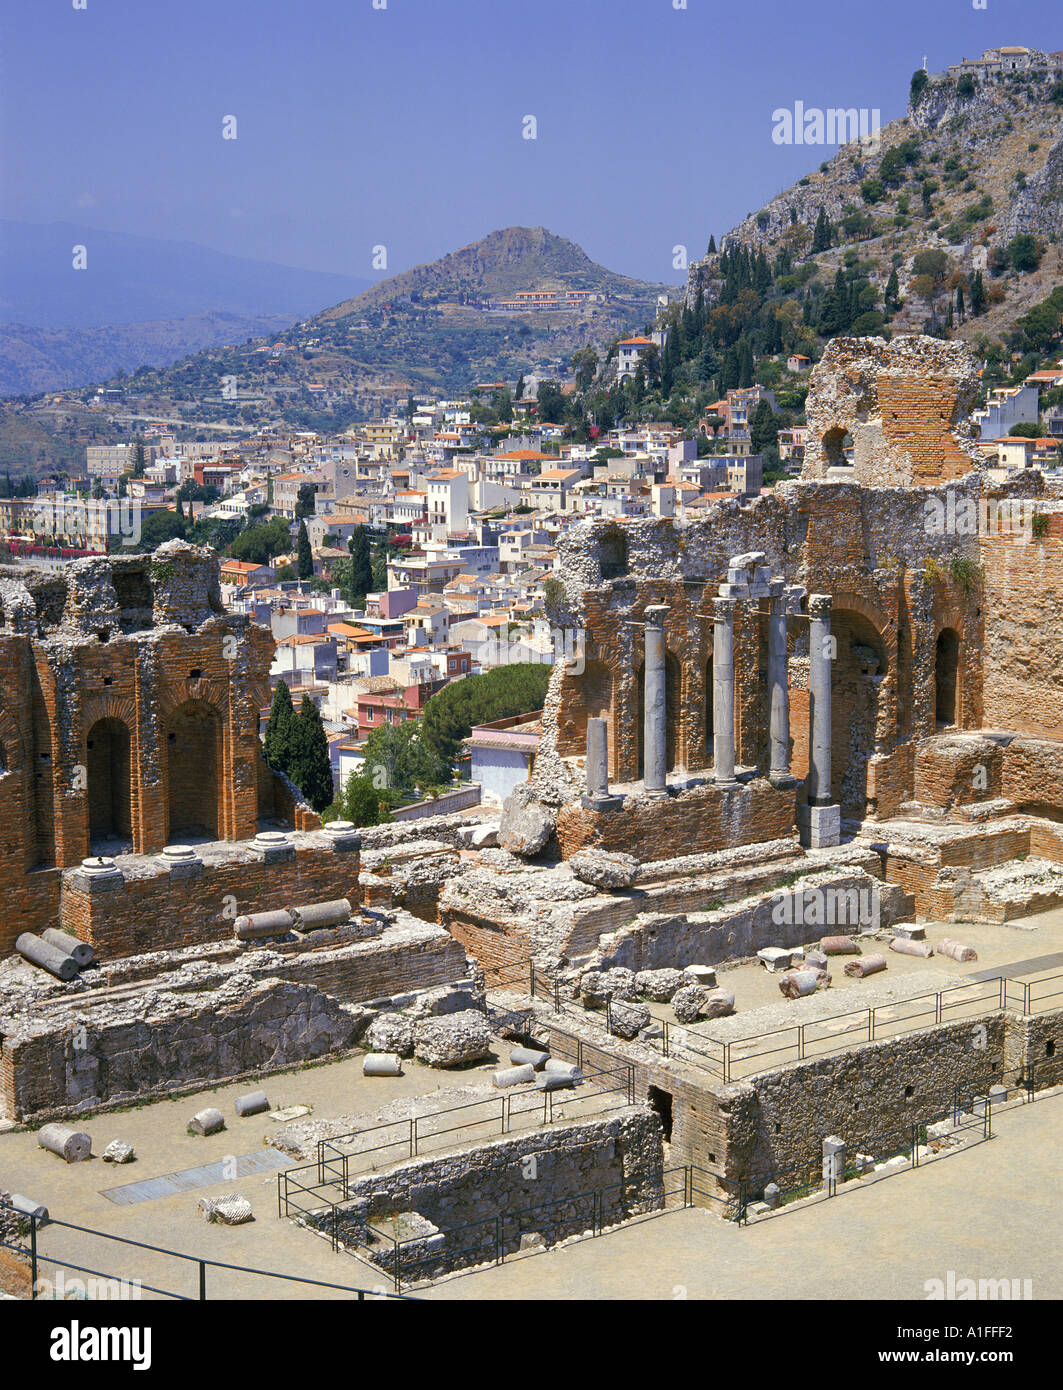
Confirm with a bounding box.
[830,610,886,821]
[86,718,132,849]
[935,628,960,727]
[647,1085,674,1143]
[635,653,681,779]
[166,700,222,841]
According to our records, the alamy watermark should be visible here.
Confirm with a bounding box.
[772,102,881,150]
[771,883,881,930]
[27,493,142,547]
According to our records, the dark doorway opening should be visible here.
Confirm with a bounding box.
[647,1085,673,1142]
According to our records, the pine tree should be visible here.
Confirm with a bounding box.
[297,520,313,580]
[263,681,296,774]
[288,696,334,813]
[348,525,373,601]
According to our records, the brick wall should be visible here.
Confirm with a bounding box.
[59,840,361,959]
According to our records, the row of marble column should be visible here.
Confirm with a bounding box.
[585,590,834,804]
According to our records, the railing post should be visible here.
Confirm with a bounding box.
[554,979,561,1013]
[663,1021,669,1058]
[496,1214,503,1265]
[1025,981,1031,1015]
[529,963,536,998]
[911,1124,919,1167]
[935,991,942,1025]
[798,1023,805,1060]
[724,1041,731,1083]
[410,1117,417,1158]
[344,1151,350,1197]
[868,1007,873,1043]
[29,1214,37,1298]
[199,1260,207,1300]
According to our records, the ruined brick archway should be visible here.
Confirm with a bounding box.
[86,717,132,846]
[831,608,888,820]
[165,699,222,841]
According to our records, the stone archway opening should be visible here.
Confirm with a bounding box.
[935,628,960,727]
[87,717,132,849]
[166,700,222,842]
[831,610,886,820]
[823,427,854,470]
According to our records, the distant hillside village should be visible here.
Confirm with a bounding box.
[5,313,1063,822]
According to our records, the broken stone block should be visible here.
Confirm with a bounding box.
[268,1105,312,1123]
[188,1108,225,1137]
[938,939,978,963]
[456,822,500,849]
[38,1124,92,1163]
[519,1232,546,1252]
[803,950,829,971]
[672,984,708,1024]
[568,848,639,890]
[843,954,888,978]
[579,967,637,1008]
[509,1047,549,1069]
[498,786,554,857]
[198,1193,253,1226]
[763,1182,781,1210]
[366,1013,415,1058]
[363,1053,403,1077]
[493,1064,536,1089]
[758,947,797,973]
[413,1010,491,1068]
[101,1140,135,1164]
[699,989,736,1019]
[609,1001,650,1040]
[635,968,686,1002]
[683,964,717,987]
[889,937,934,959]
[820,935,861,955]
[892,923,926,940]
[234,1091,270,1118]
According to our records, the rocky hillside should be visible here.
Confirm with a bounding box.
[686,53,1063,349]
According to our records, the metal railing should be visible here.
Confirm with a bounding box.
[485,961,1063,1084]
[299,1057,635,1197]
[0,1204,410,1301]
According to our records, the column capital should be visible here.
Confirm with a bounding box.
[713,596,737,621]
[643,604,669,626]
[808,593,833,617]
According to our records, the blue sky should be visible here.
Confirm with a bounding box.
[0,0,1058,284]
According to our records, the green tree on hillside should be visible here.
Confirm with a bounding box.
[361,720,449,797]
[420,663,550,766]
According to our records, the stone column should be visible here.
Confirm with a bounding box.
[803,592,840,848]
[767,583,794,787]
[808,593,833,804]
[712,597,739,787]
[583,717,623,811]
[586,717,609,799]
[642,605,669,795]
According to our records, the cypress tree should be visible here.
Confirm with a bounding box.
[812,207,832,254]
[348,525,373,600]
[263,680,296,774]
[885,267,901,311]
[297,520,313,580]
[288,696,334,813]
[707,234,717,254]
[971,271,987,316]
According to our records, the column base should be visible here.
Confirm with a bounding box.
[799,803,841,849]
[712,778,742,792]
[639,785,670,800]
[581,794,625,813]
[768,771,799,790]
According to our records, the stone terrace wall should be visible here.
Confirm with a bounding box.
[341,1107,663,1275]
[0,976,362,1121]
[59,835,360,959]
